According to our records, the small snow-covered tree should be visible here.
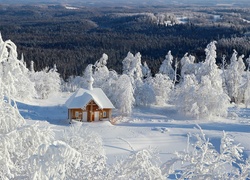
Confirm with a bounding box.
[159,51,175,81]
[110,149,164,180]
[142,61,151,79]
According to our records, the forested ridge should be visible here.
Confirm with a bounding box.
[0,4,250,79]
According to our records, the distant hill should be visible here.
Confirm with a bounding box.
[0,0,249,7]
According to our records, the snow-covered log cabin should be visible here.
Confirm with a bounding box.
[65,74,115,122]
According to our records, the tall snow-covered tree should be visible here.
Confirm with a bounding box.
[175,41,230,118]
[243,55,250,107]
[225,50,246,103]
[159,50,175,80]
[122,52,143,81]
[93,53,110,92]
[113,74,135,116]
[0,34,36,100]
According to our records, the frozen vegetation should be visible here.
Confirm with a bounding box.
[1,34,250,179]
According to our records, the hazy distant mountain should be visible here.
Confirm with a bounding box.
[0,0,249,6]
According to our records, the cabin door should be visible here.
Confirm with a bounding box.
[82,112,87,122]
[94,111,99,121]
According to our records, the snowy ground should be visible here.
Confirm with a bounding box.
[17,92,250,165]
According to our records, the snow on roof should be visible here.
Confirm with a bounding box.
[65,88,115,109]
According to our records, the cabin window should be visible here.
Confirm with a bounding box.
[103,111,107,118]
[75,111,79,118]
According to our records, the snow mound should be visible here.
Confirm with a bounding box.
[151,127,169,133]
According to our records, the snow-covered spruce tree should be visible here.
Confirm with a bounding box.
[61,124,107,179]
[113,74,135,116]
[159,50,175,81]
[109,149,164,180]
[165,127,250,179]
[175,41,230,119]
[0,33,36,100]
[225,50,246,103]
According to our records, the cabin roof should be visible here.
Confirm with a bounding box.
[65,88,115,109]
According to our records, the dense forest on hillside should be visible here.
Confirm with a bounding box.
[0,4,250,79]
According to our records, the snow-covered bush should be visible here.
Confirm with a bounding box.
[61,124,107,179]
[175,74,229,118]
[63,75,86,92]
[146,73,173,105]
[30,65,61,99]
[28,140,81,180]
[166,127,250,179]
[0,81,54,178]
[109,149,164,180]
[134,82,156,106]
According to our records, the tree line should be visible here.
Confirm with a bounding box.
[0,4,250,79]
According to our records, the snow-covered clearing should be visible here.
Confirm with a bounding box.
[18,92,250,165]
